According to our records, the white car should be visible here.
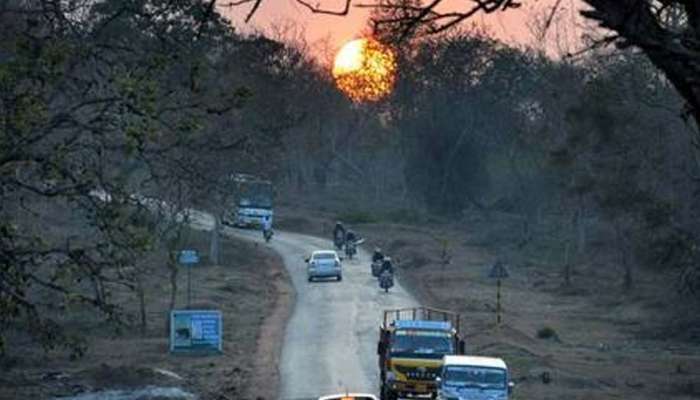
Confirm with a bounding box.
[436,355,514,400]
[307,250,342,282]
[318,394,379,400]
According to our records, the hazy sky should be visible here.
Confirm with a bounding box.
[221,0,588,61]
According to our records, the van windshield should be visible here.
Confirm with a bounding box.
[443,366,506,389]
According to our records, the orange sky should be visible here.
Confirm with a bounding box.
[221,0,589,61]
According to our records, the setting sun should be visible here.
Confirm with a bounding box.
[332,38,396,103]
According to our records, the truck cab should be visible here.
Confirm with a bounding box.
[436,355,513,400]
[378,308,465,400]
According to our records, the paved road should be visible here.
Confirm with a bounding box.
[264,231,418,400]
[189,211,418,399]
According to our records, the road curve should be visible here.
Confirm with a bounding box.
[187,210,419,399]
[228,227,418,399]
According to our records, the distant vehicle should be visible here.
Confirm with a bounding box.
[345,240,357,259]
[318,394,379,400]
[222,173,274,228]
[378,270,394,292]
[371,260,382,277]
[436,355,514,400]
[306,250,342,282]
[334,232,345,251]
[378,307,466,400]
[263,228,273,243]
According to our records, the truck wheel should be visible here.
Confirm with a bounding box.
[382,385,397,400]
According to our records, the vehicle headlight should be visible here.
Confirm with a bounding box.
[440,387,459,400]
[386,371,396,382]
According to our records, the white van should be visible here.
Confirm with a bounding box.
[436,355,514,400]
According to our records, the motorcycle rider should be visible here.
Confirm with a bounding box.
[380,257,394,275]
[345,229,357,245]
[379,256,395,291]
[261,215,273,240]
[372,247,384,263]
[333,221,346,245]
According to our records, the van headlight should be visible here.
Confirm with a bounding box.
[440,389,459,400]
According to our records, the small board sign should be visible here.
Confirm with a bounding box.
[489,261,509,279]
[170,310,222,354]
[179,249,199,265]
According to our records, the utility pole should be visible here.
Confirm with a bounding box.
[179,249,200,308]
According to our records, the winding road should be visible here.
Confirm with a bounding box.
[61,199,418,400]
[190,210,419,399]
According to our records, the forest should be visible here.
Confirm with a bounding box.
[1,0,699,379]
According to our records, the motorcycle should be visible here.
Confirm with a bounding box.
[345,240,357,260]
[371,259,383,277]
[379,270,394,293]
[263,228,273,243]
[333,233,345,251]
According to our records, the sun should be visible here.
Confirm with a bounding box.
[332,38,396,103]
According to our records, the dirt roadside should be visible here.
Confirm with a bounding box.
[0,229,293,400]
[243,241,295,400]
[275,204,700,400]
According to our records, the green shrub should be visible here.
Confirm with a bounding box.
[537,326,558,340]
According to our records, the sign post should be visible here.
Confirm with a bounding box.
[178,250,200,308]
[488,260,510,325]
[170,309,222,354]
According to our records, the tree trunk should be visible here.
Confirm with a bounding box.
[168,256,178,311]
[210,217,220,266]
[615,224,633,291]
[563,241,572,287]
[623,246,633,291]
[136,277,147,335]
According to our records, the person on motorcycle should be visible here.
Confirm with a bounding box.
[380,257,394,275]
[372,247,384,263]
[261,215,273,240]
[333,221,346,243]
[345,229,357,244]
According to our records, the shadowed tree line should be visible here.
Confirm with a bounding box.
[274,29,700,334]
[0,0,313,355]
[3,0,700,355]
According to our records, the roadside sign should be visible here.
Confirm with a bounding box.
[179,249,199,265]
[489,261,509,278]
[170,310,222,353]
[488,261,509,325]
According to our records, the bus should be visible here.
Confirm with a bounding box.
[223,173,274,228]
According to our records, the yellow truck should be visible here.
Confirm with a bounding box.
[377,307,465,400]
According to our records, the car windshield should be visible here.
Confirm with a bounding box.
[313,253,336,260]
[443,366,506,389]
[390,329,453,356]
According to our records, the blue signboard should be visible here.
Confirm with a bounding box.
[179,249,199,265]
[395,320,452,331]
[170,310,222,353]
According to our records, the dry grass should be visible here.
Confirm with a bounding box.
[0,228,289,400]
[276,203,700,400]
